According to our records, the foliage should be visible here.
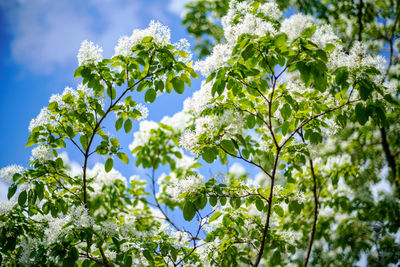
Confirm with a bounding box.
[0,1,399,266]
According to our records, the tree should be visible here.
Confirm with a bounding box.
[1,1,399,266]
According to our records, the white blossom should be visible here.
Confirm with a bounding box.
[179,130,198,155]
[0,201,14,215]
[87,163,127,196]
[30,144,53,163]
[281,14,314,41]
[165,174,205,201]
[0,164,24,183]
[28,107,57,132]
[114,36,134,57]
[135,104,149,121]
[194,44,232,77]
[311,24,339,48]
[172,231,190,247]
[258,2,282,21]
[77,40,103,66]
[174,38,192,64]
[183,81,213,114]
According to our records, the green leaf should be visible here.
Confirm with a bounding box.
[171,77,185,94]
[117,152,129,164]
[209,196,218,207]
[221,139,236,154]
[280,103,292,120]
[274,205,284,217]
[246,115,256,129]
[107,86,116,100]
[8,185,17,200]
[79,135,88,150]
[145,89,157,103]
[25,139,36,148]
[209,211,222,223]
[355,103,368,125]
[271,250,281,265]
[115,117,123,131]
[124,119,132,133]
[105,158,113,172]
[202,147,216,163]
[18,190,27,206]
[255,198,264,211]
[183,201,196,221]
[220,197,227,206]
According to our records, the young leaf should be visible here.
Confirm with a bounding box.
[105,158,113,172]
[117,152,129,164]
[124,119,132,133]
[183,201,196,221]
[145,89,157,103]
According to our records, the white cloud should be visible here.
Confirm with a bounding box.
[3,0,154,73]
[0,182,9,201]
[167,0,189,17]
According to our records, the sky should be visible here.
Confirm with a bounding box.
[0,0,200,199]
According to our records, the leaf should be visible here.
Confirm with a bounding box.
[183,201,196,221]
[115,117,123,131]
[280,103,292,120]
[79,135,88,150]
[355,103,368,125]
[18,190,27,206]
[105,158,113,172]
[246,115,256,129]
[117,152,129,164]
[255,198,264,211]
[8,185,17,200]
[145,89,157,103]
[202,147,216,163]
[209,211,222,223]
[25,139,36,148]
[274,205,284,217]
[171,77,185,94]
[124,119,132,133]
[221,139,236,154]
[209,196,218,207]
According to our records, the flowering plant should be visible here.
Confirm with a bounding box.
[1,0,399,266]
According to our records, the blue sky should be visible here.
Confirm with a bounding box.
[0,0,205,199]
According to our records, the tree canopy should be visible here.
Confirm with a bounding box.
[0,0,399,266]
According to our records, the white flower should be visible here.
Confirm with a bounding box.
[172,231,190,247]
[131,20,171,46]
[165,174,205,201]
[179,130,198,154]
[28,107,57,132]
[87,163,127,196]
[0,201,14,215]
[194,44,232,77]
[174,38,192,64]
[281,13,314,41]
[30,144,53,163]
[135,104,149,121]
[69,205,93,227]
[77,40,103,66]
[183,80,213,114]
[258,2,282,21]
[0,165,24,183]
[114,36,134,57]
[310,24,339,48]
